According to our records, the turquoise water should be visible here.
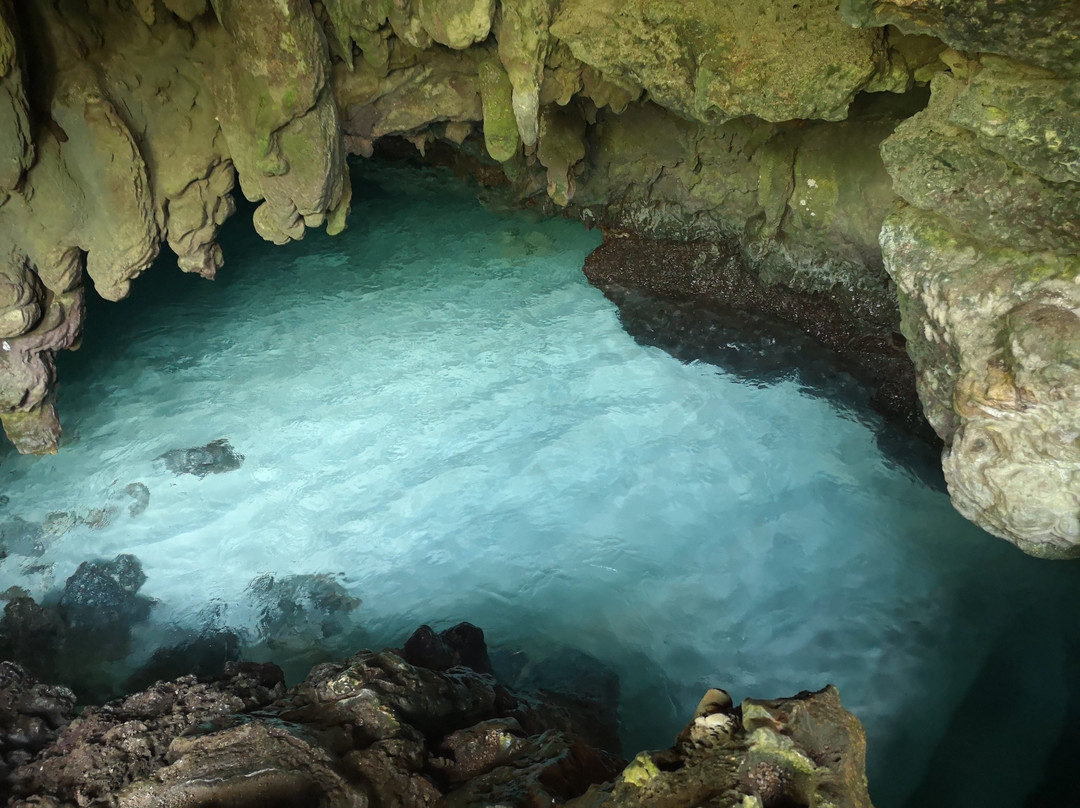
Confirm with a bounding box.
[0,162,1076,807]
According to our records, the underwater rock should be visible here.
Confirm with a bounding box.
[58,554,152,661]
[0,517,44,559]
[3,627,875,808]
[123,482,150,517]
[403,621,493,673]
[123,628,243,695]
[0,599,66,691]
[494,644,623,757]
[583,232,927,438]
[0,556,157,703]
[244,571,361,653]
[157,438,244,478]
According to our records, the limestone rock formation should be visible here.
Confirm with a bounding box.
[0,0,1077,556]
[841,0,1080,79]
[0,0,349,452]
[875,50,1080,558]
[551,0,896,123]
[0,0,921,455]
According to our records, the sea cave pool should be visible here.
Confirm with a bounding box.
[0,161,1077,808]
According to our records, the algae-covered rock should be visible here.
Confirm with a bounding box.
[882,70,1080,255]
[576,97,905,314]
[882,206,1080,558]
[537,103,586,206]
[478,58,520,162]
[335,45,483,154]
[841,0,1080,79]
[948,55,1080,185]
[496,0,557,146]
[418,0,494,49]
[203,0,348,245]
[552,0,891,124]
[0,1,32,199]
[566,685,872,808]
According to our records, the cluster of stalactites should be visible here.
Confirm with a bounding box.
[0,0,351,452]
[0,0,919,455]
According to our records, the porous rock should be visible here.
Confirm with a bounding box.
[4,631,874,808]
[879,53,1080,556]
[568,685,872,808]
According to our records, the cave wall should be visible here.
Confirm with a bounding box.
[0,0,1077,557]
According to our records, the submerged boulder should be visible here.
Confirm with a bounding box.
[157,438,244,477]
[404,621,494,673]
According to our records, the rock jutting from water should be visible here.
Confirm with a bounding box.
[0,625,874,808]
[0,2,1075,555]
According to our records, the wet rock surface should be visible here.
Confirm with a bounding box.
[584,232,930,442]
[0,554,154,703]
[569,686,871,808]
[0,626,874,808]
[0,662,76,784]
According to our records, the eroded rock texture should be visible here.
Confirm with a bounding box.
[876,49,1080,557]
[0,0,1077,556]
[0,0,348,451]
[2,639,874,808]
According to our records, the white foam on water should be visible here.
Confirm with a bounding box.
[0,163,1076,808]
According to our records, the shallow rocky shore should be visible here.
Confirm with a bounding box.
[0,624,872,808]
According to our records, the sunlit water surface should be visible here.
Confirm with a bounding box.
[1,163,1077,808]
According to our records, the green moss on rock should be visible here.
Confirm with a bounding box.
[551,0,891,123]
[478,59,520,162]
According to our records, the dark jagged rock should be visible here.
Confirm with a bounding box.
[403,621,493,674]
[123,628,243,695]
[584,232,931,443]
[5,662,285,806]
[2,626,875,808]
[59,554,151,635]
[0,596,65,677]
[0,554,154,702]
[495,645,623,757]
[156,438,244,478]
[0,662,75,786]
